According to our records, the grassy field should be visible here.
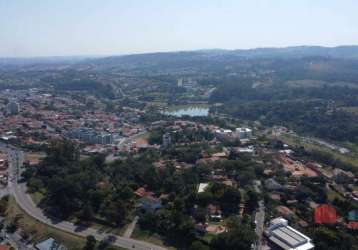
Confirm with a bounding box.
[25,152,46,163]
[342,106,358,115]
[131,226,176,250]
[277,133,358,169]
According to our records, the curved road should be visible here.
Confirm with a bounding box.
[3,144,166,250]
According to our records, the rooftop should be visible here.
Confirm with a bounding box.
[35,238,67,250]
[266,218,314,250]
[198,183,209,193]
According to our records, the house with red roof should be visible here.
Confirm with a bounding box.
[314,204,337,224]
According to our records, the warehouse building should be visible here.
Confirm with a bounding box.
[265,218,314,250]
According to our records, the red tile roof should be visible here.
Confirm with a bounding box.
[314,204,337,224]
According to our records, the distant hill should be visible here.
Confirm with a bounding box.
[2,46,358,74]
[0,56,97,66]
[2,46,358,67]
[80,46,358,74]
[91,46,358,66]
[231,46,358,59]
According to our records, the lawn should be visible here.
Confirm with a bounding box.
[202,233,216,244]
[80,217,127,236]
[131,226,176,250]
[29,191,44,205]
[327,190,345,202]
[342,142,358,155]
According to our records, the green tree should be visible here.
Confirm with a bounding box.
[197,192,213,207]
[0,195,9,216]
[83,235,96,250]
[210,224,256,250]
[312,226,357,250]
[79,204,94,222]
[189,241,209,250]
[220,187,241,214]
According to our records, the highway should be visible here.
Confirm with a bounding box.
[1,143,167,250]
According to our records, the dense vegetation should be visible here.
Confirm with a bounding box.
[54,79,115,98]
[310,226,358,250]
[23,139,259,248]
[210,77,358,143]
[24,140,134,225]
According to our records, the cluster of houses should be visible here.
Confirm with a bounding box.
[0,152,8,186]
[0,89,146,154]
[267,149,357,203]
[262,144,358,239]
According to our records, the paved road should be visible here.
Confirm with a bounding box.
[255,200,265,250]
[253,180,265,250]
[2,143,167,250]
[123,216,138,238]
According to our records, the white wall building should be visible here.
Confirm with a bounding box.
[215,127,252,141]
[265,218,314,250]
[235,127,252,140]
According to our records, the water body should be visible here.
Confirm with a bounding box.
[164,105,209,117]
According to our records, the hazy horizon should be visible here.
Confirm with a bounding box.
[1,0,358,57]
[2,44,358,59]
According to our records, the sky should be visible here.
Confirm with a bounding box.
[0,0,358,57]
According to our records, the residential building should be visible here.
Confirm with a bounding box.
[177,78,183,87]
[7,100,20,115]
[139,196,162,212]
[215,129,233,141]
[235,127,252,139]
[333,168,355,184]
[215,127,252,141]
[314,204,337,225]
[348,209,358,222]
[198,183,209,193]
[0,153,7,170]
[207,204,222,221]
[162,132,172,148]
[35,238,67,250]
[265,178,284,191]
[67,128,113,145]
